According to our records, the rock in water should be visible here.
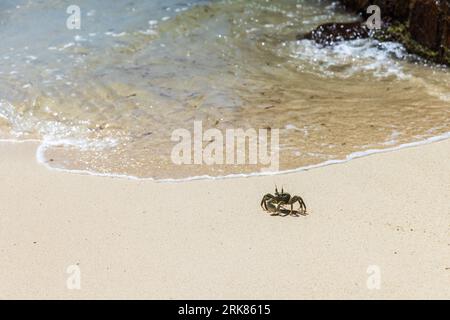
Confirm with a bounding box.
[336,0,450,65]
[297,22,370,45]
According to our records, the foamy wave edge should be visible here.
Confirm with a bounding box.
[0,131,443,183]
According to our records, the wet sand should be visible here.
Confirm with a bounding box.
[0,140,449,299]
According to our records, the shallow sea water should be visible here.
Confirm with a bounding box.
[0,0,449,179]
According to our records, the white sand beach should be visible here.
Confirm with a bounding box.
[0,140,449,299]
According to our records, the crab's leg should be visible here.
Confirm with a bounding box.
[286,196,305,215]
[293,196,307,214]
[261,196,267,210]
[290,202,295,215]
[261,194,274,211]
[299,197,307,213]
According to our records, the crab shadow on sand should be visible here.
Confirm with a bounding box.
[269,207,309,218]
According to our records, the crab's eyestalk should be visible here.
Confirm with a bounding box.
[275,185,279,195]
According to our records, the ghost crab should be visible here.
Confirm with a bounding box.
[261,187,307,217]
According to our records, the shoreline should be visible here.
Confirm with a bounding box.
[1,128,449,182]
[0,138,449,299]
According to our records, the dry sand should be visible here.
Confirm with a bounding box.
[0,140,449,299]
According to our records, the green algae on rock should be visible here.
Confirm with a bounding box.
[338,0,450,65]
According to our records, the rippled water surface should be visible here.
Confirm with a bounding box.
[0,0,449,179]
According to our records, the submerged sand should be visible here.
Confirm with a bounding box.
[0,140,449,299]
[2,0,450,180]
